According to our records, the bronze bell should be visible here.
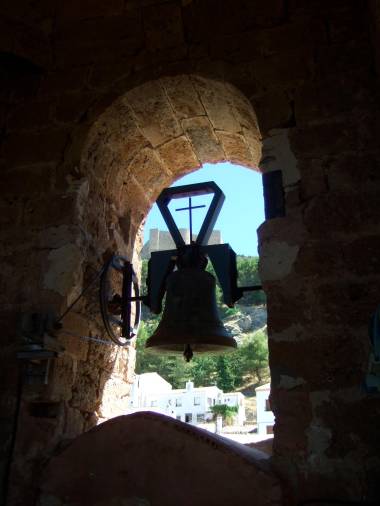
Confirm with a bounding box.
[145,267,237,361]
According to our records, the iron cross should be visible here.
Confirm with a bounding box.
[175,197,206,242]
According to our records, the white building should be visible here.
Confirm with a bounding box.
[128,373,246,426]
[255,383,275,436]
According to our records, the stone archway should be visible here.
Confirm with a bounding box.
[76,74,263,423]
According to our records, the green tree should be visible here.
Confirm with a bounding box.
[210,404,238,425]
[240,329,269,383]
[190,355,218,386]
[236,256,266,306]
[216,356,236,391]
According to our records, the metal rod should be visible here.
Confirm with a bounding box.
[59,330,116,346]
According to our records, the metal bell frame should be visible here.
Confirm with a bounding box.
[100,181,263,360]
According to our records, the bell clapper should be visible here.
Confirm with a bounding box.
[183,344,193,362]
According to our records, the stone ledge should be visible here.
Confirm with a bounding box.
[38,411,282,506]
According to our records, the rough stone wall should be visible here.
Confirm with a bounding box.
[0,1,378,505]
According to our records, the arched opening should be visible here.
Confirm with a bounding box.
[73,75,264,427]
[135,161,271,444]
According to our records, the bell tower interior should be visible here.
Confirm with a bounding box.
[0,1,379,505]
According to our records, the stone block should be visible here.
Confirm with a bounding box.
[209,32,263,63]
[224,83,259,132]
[221,61,257,99]
[43,243,84,305]
[88,62,132,90]
[271,389,312,456]
[314,42,372,79]
[57,0,124,21]
[23,193,79,228]
[161,75,205,120]
[181,116,224,163]
[57,312,90,361]
[4,130,69,167]
[294,239,344,278]
[125,81,181,147]
[0,197,23,227]
[55,92,96,124]
[303,191,380,237]
[326,152,379,192]
[54,13,143,67]
[252,90,292,134]
[314,278,380,329]
[0,166,53,196]
[289,122,358,158]
[64,407,85,439]
[86,339,120,375]
[128,147,171,200]
[192,77,241,133]
[37,225,83,249]
[299,159,328,200]
[242,127,262,166]
[70,365,101,412]
[47,355,77,402]
[55,13,142,48]
[265,283,311,333]
[217,131,256,168]
[12,22,52,69]
[157,135,200,175]
[111,347,132,379]
[97,372,131,419]
[7,99,54,131]
[38,68,90,96]
[0,250,42,306]
[270,329,368,390]
[341,235,380,276]
[259,240,299,282]
[257,19,327,56]
[255,50,312,91]
[295,73,373,127]
[326,6,368,45]
[143,2,184,50]
[315,394,380,460]
[258,214,306,248]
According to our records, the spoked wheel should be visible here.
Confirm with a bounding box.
[99,255,141,346]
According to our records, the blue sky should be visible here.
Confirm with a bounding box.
[144,162,265,256]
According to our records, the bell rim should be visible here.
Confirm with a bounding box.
[145,333,237,354]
